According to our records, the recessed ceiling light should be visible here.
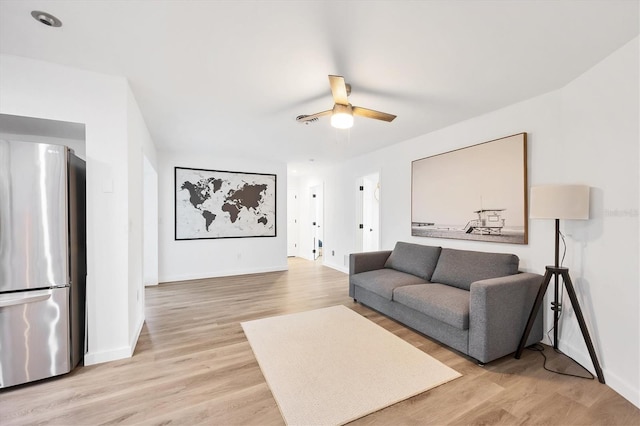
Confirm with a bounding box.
[31,11,62,28]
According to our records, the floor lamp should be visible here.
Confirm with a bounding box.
[515,184,605,384]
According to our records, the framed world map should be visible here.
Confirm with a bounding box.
[175,167,276,240]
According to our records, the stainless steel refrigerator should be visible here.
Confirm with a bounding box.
[0,140,86,388]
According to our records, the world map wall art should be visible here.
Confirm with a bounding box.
[175,167,276,240]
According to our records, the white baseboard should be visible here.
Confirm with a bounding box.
[159,264,288,283]
[604,369,640,409]
[84,345,132,366]
[323,261,348,274]
[129,317,145,356]
[559,340,639,408]
[84,318,145,366]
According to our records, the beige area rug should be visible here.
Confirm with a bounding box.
[241,305,461,425]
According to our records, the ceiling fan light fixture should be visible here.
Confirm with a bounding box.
[297,75,395,128]
[331,104,354,129]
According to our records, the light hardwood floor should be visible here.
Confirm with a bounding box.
[1,257,638,425]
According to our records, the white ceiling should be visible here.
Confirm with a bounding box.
[0,1,638,173]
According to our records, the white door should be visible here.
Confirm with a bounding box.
[358,173,380,252]
[310,184,323,260]
[287,189,299,257]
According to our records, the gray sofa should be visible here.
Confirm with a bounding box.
[349,242,543,363]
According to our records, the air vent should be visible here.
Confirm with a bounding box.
[31,11,62,27]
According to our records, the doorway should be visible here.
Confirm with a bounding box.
[310,184,323,260]
[287,188,299,257]
[143,155,158,286]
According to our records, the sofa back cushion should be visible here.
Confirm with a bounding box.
[384,242,442,280]
[430,248,519,290]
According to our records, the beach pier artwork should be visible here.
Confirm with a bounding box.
[411,207,524,244]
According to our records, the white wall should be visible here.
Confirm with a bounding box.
[312,37,639,406]
[158,150,287,282]
[0,55,157,365]
[315,90,560,273]
[557,36,639,407]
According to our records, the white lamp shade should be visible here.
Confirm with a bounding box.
[530,184,590,220]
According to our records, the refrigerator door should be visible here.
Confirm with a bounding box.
[0,287,71,388]
[0,141,69,292]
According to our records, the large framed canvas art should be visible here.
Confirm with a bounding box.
[175,167,276,240]
[411,133,528,244]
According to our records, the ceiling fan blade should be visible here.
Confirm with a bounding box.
[296,110,332,122]
[352,106,397,122]
[329,75,349,105]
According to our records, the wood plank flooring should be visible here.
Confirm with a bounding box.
[1,257,638,425]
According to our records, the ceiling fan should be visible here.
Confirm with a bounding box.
[296,75,396,129]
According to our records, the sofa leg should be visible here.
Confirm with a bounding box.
[477,360,485,367]
[353,298,358,303]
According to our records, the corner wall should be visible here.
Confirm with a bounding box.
[0,54,157,364]
[316,37,639,406]
[557,36,639,406]
[157,150,288,282]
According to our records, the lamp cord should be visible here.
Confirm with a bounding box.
[558,230,567,325]
[528,344,595,380]
[560,230,567,267]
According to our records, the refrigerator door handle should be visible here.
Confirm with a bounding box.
[0,290,52,308]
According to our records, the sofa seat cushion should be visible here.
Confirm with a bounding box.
[384,242,442,280]
[430,248,520,291]
[393,284,470,330]
[351,269,428,301]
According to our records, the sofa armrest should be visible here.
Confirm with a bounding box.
[349,250,392,275]
[468,272,544,363]
[348,250,392,298]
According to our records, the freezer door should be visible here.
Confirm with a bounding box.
[0,141,69,292]
[0,287,71,388]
